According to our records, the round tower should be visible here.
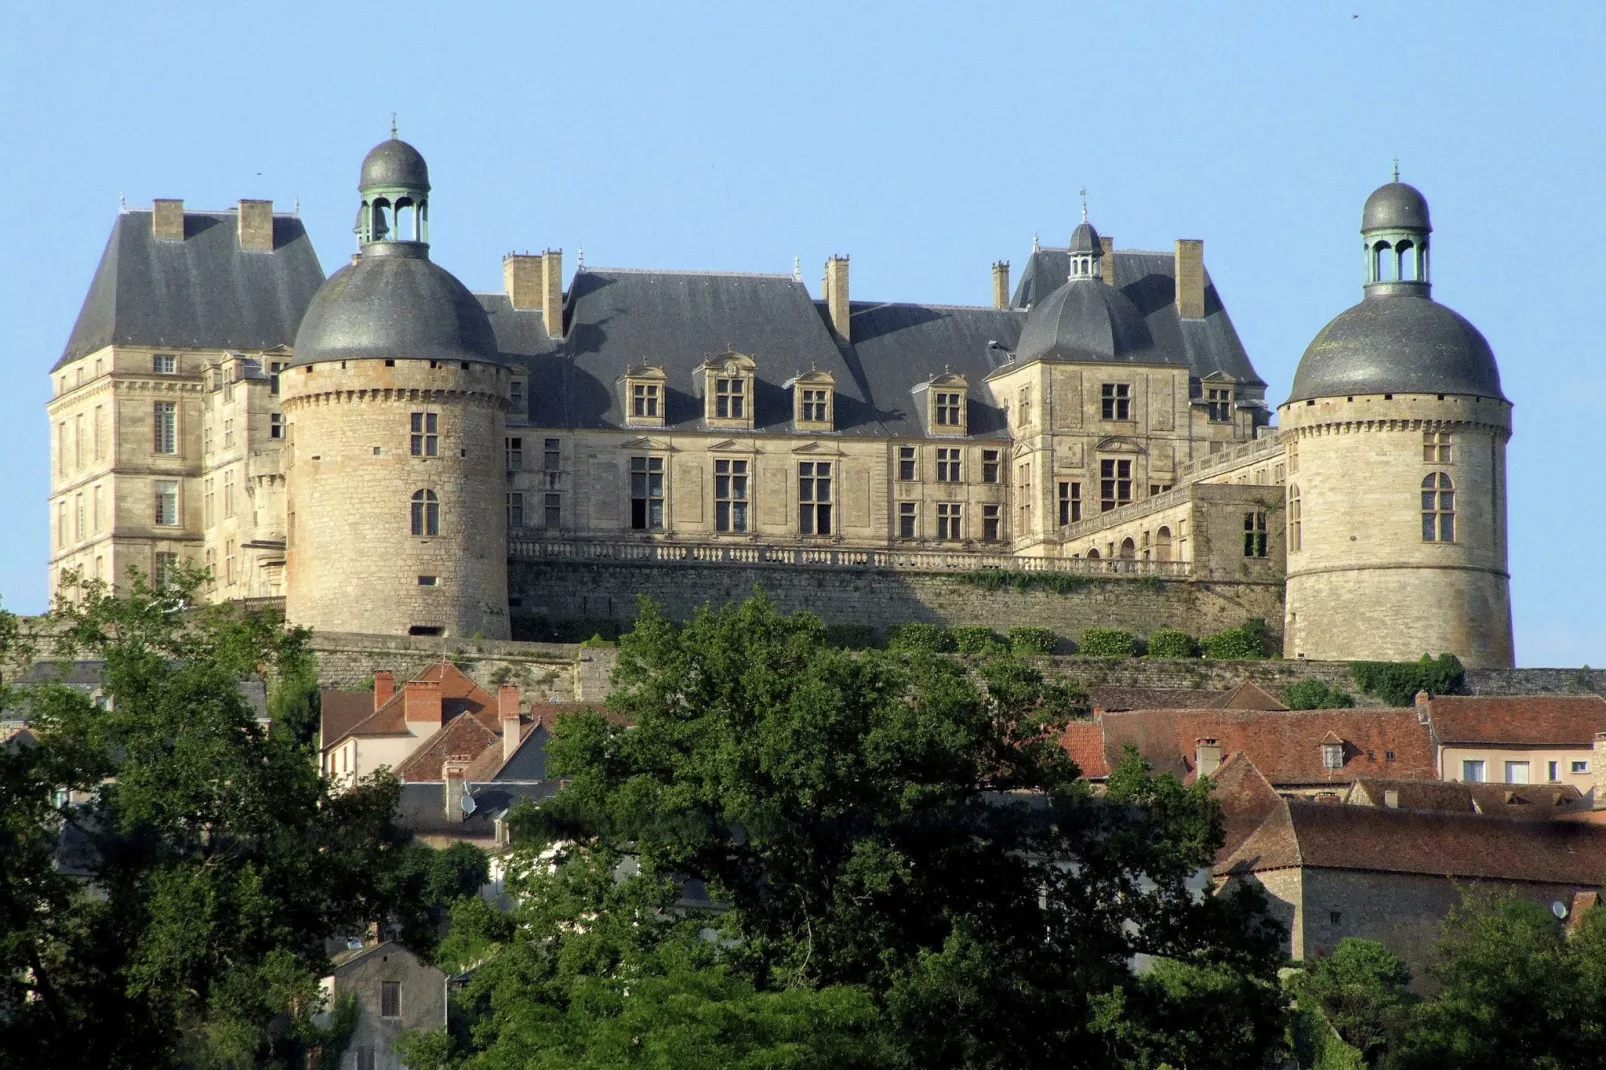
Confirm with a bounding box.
[282,136,510,639]
[1279,179,1512,668]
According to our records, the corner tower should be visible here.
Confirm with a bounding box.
[282,136,510,639]
[1279,180,1512,667]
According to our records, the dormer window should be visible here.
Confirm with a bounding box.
[787,370,836,432]
[699,351,757,430]
[1321,733,1346,770]
[924,373,969,436]
[619,366,668,429]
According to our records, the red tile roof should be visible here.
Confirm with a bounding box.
[319,691,376,749]
[393,713,499,783]
[1208,681,1289,711]
[1427,695,1606,746]
[1088,687,1221,712]
[1209,753,1284,861]
[1218,800,1606,886]
[321,661,501,750]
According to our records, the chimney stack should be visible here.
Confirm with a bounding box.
[152,199,185,242]
[542,249,564,339]
[1099,236,1116,280]
[1415,689,1432,724]
[403,679,443,731]
[1174,239,1205,319]
[373,670,396,711]
[1194,737,1222,779]
[237,199,274,252]
[503,253,542,310]
[1594,732,1606,809]
[824,256,851,340]
[992,261,1010,309]
[443,760,469,822]
[499,685,522,763]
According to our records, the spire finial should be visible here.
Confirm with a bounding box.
[1079,186,1089,221]
[793,255,801,282]
[1032,231,1040,252]
[118,192,126,211]
[576,245,584,270]
[390,112,398,139]
[1392,157,1399,183]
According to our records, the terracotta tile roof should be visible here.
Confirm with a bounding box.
[1218,799,1606,886]
[1346,777,1589,818]
[1427,695,1606,746]
[319,691,376,749]
[1063,707,1436,788]
[1088,687,1221,712]
[1209,752,1284,861]
[1208,681,1289,711]
[458,703,627,783]
[321,661,501,750]
[393,713,500,783]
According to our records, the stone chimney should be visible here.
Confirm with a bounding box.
[1100,236,1116,281]
[373,670,395,711]
[1415,689,1432,725]
[443,760,469,822]
[824,255,850,340]
[1594,732,1606,809]
[152,199,185,242]
[992,261,1010,309]
[542,249,564,339]
[238,199,274,252]
[403,680,443,731]
[503,253,542,310]
[1194,737,1223,779]
[499,685,522,763]
[1174,239,1205,319]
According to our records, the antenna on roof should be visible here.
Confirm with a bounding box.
[1392,157,1400,183]
[1079,186,1089,221]
[390,112,398,139]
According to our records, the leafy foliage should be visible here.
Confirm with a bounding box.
[823,624,880,650]
[1008,626,1061,655]
[1201,619,1272,660]
[886,622,954,653]
[953,570,1088,595]
[1348,655,1464,707]
[1297,940,1417,1067]
[0,568,416,1069]
[1145,630,1200,659]
[950,626,1007,655]
[1079,627,1139,657]
[1282,679,1356,710]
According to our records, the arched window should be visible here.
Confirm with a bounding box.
[1155,525,1173,561]
[1372,240,1394,282]
[1422,473,1454,542]
[1288,485,1302,552]
[1396,240,1415,281]
[411,489,440,537]
[1119,537,1136,559]
[1086,547,1100,560]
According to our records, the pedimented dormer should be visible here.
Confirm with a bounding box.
[697,351,757,430]
[786,369,836,432]
[915,372,970,437]
[619,364,668,429]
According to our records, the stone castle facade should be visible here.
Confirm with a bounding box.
[45,139,1514,667]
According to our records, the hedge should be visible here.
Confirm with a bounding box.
[1079,628,1139,658]
[1201,619,1272,660]
[888,623,955,653]
[1282,679,1355,710]
[1145,629,1200,658]
[951,627,1007,655]
[1008,626,1060,655]
[1350,654,1464,706]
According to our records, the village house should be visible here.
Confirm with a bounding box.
[318,941,445,1070]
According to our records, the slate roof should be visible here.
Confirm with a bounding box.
[396,780,560,840]
[59,209,325,370]
[1345,777,1589,819]
[1426,695,1606,746]
[1218,800,1606,886]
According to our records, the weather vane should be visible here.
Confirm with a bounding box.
[390,112,398,139]
[1079,186,1089,221]
[1392,157,1399,183]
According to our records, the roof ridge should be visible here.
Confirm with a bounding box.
[583,266,799,280]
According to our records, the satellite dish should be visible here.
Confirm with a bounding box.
[460,792,477,815]
[346,938,364,950]
[1552,901,1568,920]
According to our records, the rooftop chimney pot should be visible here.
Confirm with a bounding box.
[152,199,185,242]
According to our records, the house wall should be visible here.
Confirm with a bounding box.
[1439,743,1593,792]
[331,945,445,1070]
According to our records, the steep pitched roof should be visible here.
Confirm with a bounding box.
[393,714,499,782]
[1219,800,1606,886]
[1209,752,1285,861]
[59,209,325,369]
[1208,681,1289,711]
[1346,777,1588,819]
[319,691,376,750]
[320,661,502,750]
[1427,695,1606,746]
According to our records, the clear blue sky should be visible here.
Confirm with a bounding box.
[2,2,1600,666]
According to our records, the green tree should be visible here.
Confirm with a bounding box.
[0,569,415,1069]
[454,592,1287,1069]
[1282,680,1356,710]
[1298,939,1416,1067]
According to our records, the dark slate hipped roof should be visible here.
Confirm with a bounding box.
[1014,279,1165,366]
[58,210,325,370]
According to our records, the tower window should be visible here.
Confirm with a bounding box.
[411,489,440,537]
[630,456,665,531]
[936,448,963,483]
[1243,511,1268,557]
[505,436,523,471]
[1099,459,1131,512]
[981,449,1000,484]
[1101,383,1131,421]
[898,502,918,538]
[982,503,1001,541]
[410,412,439,456]
[154,480,179,526]
[714,459,749,533]
[1207,388,1233,422]
[1423,431,1452,464]
[1288,485,1302,552]
[937,502,962,541]
[1422,473,1455,542]
[898,446,917,482]
[153,402,178,455]
[798,462,832,535]
[1058,481,1082,526]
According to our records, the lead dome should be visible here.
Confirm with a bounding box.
[360,138,430,192]
[1361,181,1430,232]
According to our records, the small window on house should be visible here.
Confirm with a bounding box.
[898,502,917,538]
[898,446,917,482]
[1058,482,1082,526]
[1422,473,1455,542]
[506,492,524,529]
[153,402,177,454]
[1099,460,1131,512]
[1101,383,1131,420]
[1572,760,1590,775]
[1385,749,1396,761]
[1424,431,1452,464]
[801,388,829,422]
[223,418,234,449]
[936,448,963,483]
[798,462,832,535]
[380,981,401,1019]
[505,436,523,470]
[1288,485,1302,552]
[154,480,179,526]
[153,354,177,375]
[1149,483,1172,497]
[1243,512,1268,557]
[1322,742,1344,770]
[981,449,1000,483]
[936,502,962,541]
[1504,761,1530,785]
[418,575,438,586]
[410,412,439,456]
[544,438,561,471]
[411,490,440,536]
[714,459,749,532]
[630,457,665,531]
[1207,387,1232,422]
[1548,761,1559,782]
[1329,911,1342,927]
[982,503,1001,541]
[1462,759,1486,783]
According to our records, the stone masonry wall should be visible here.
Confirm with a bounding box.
[306,630,610,702]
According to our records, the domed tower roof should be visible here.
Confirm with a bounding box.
[1068,220,1102,255]
[360,138,430,192]
[1286,179,1502,403]
[1015,274,1160,365]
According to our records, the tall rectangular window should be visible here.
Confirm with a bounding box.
[1016,386,1032,427]
[981,449,1000,484]
[411,491,440,536]
[74,494,84,542]
[154,551,178,589]
[510,379,525,410]
[270,413,283,439]
[715,377,746,419]
[1243,511,1268,557]
[94,406,105,460]
[506,492,524,529]
[380,982,401,1020]
[203,421,213,456]
[505,436,523,470]
[56,501,66,547]
[800,388,829,422]
[935,448,962,483]
[152,354,176,374]
[1100,383,1131,421]
[798,462,832,535]
[1018,462,1032,523]
[153,480,179,526]
[982,503,1001,541]
[630,457,665,531]
[544,438,561,471]
[714,459,749,533]
[74,414,84,469]
[223,469,236,518]
[544,493,561,530]
[224,539,236,585]
[632,383,661,418]
[1548,760,1560,782]
[936,502,962,540]
[1099,459,1131,512]
[153,402,177,454]
[57,423,66,476]
[1058,481,1082,526]
[1207,388,1233,422]
[93,485,104,533]
[223,418,234,449]
[934,391,962,427]
[204,478,215,526]
[410,412,438,456]
[898,502,917,539]
[269,361,284,395]
[898,446,917,482]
